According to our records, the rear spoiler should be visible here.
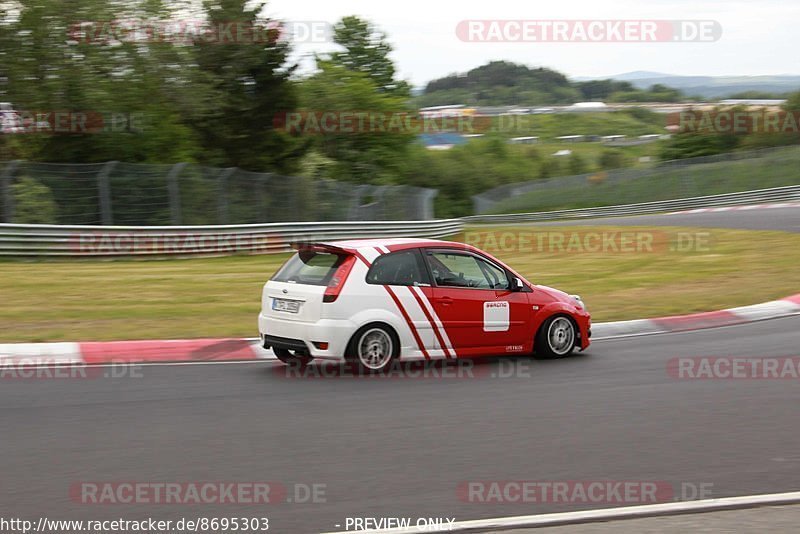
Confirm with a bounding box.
[292,242,352,255]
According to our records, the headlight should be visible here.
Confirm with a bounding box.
[570,294,585,310]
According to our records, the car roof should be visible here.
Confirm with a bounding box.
[314,237,472,253]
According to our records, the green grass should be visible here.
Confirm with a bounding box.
[0,255,289,342]
[487,146,800,214]
[1,225,799,342]
[507,140,664,171]
[493,110,666,139]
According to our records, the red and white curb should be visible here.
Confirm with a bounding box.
[670,201,800,215]
[591,293,800,339]
[319,491,800,533]
[0,338,275,367]
[1,294,798,366]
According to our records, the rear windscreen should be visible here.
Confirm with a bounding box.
[271,250,346,286]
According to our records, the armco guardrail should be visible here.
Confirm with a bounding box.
[0,219,464,257]
[1,185,798,257]
[463,185,800,224]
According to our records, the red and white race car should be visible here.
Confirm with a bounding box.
[258,238,591,371]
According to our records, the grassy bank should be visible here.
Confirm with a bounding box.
[487,146,800,214]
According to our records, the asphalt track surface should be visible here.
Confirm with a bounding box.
[2,316,799,533]
[507,206,800,233]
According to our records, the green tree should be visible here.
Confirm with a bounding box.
[567,153,588,175]
[331,16,409,97]
[785,91,800,112]
[660,133,740,160]
[11,177,58,224]
[599,149,627,169]
[0,0,202,163]
[297,61,413,184]
[538,157,561,179]
[188,0,302,171]
[0,0,302,170]
[576,79,634,100]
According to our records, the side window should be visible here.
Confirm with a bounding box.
[366,250,427,286]
[426,251,510,290]
[476,257,510,290]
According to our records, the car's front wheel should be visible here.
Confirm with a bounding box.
[536,315,576,358]
[347,324,399,373]
[272,348,313,367]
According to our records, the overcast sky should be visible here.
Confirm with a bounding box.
[262,0,800,87]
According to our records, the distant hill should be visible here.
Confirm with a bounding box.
[574,71,673,82]
[592,72,800,98]
[417,63,800,106]
[416,61,683,107]
[416,61,580,107]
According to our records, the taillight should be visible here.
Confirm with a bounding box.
[323,255,355,303]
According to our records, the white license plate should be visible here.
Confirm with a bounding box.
[272,298,301,314]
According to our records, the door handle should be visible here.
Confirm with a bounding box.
[437,297,453,306]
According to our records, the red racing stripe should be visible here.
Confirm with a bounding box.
[408,287,452,358]
[383,285,431,360]
[374,246,451,359]
[352,250,430,359]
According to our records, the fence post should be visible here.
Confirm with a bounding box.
[374,185,389,220]
[1,160,19,223]
[419,188,438,220]
[257,173,269,222]
[347,185,365,220]
[166,162,186,225]
[97,160,117,225]
[217,167,236,225]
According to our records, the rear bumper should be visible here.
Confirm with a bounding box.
[262,335,310,353]
[258,312,351,361]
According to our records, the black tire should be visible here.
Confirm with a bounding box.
[346,323,400,373]
[273,348,313,367]
[535,315,577,359]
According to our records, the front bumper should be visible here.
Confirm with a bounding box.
[576,313,592,350]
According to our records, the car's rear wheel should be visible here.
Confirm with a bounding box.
[536,315,576,359]
[347,324,399,373]
[272,348,313,367]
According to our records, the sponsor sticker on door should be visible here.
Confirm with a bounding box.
[484,301,510,332]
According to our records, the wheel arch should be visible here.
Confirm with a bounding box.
[345,321,401,361]
[348,308,412,354]
[533,312,579,353]
[535,311,579,335]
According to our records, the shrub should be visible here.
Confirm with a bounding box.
[10,177,58,224]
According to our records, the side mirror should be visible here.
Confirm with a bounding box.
[512,277,525,291]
